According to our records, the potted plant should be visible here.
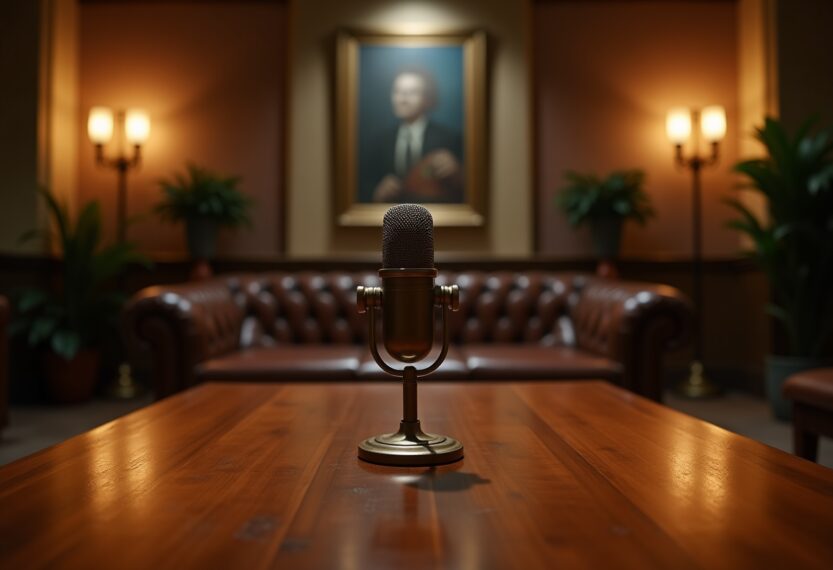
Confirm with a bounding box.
[154,163,251,261]
[12,191,147,403]
[727,117,833,419]
[556,169,654,261]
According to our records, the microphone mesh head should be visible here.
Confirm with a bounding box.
[382,204,434,268]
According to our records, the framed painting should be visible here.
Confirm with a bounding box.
[335,30,487,226]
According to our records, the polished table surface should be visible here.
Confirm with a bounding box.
[2,381,833,569]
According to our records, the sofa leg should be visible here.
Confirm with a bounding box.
[794,427,818,462]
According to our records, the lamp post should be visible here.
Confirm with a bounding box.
[666,105,726,398]
[87,107,150,243]
[87,107,150,399]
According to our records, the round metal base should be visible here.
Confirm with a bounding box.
[358,421,464,467]
[675,360,722,399]
[107,363,144,400]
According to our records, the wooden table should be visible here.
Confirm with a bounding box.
[2,381,833,569]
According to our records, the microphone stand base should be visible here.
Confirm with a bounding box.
[358,420,463,467]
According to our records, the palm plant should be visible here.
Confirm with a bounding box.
[727,118,833,358]
[13,190,149,360]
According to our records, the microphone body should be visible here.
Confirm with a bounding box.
[380,269,436,363]
[379,204,437,364]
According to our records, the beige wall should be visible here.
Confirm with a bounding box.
[736,0,777,235]
[287,0,532,257]
[535,1,742,258]
[47,0,80,217]
[738,0,777,157]
[78,2,285,258]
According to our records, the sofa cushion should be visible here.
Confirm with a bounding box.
[196,346,361,381]
[357,346,470,380]
[462,345,622,380]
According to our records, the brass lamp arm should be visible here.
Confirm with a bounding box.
[94,143,142,171]
[675,141,720,171]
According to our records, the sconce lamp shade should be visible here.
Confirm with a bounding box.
[125,109,151,145]
[666,108,691,145]
[88,107,114,144]
[701,105,727,142]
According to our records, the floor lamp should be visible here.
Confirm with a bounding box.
[87,107,150,399]
[666,106,726,398]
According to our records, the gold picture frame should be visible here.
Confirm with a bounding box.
[335,30,487,227]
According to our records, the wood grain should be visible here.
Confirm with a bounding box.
[2,381,832,569]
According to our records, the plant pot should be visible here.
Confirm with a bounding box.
[590,217,623,260]
[186,218,219,260]
[765,355,831,421]
[45,349,100,404]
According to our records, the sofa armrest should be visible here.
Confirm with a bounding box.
[569,277,692,401]
[123,277,248,398]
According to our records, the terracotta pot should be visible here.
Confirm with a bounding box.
[595,259,619,279]
[189,259,213,281]
[45,349,100,404]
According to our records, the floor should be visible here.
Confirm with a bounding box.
[1,395,154,466]
[1,390,831,469]
[665,391,833,468]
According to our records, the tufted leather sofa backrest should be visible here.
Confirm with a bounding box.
[236,271,590,348]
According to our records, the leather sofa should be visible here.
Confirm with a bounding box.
[124,271,691,401]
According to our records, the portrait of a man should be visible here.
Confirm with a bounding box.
[358,66,464,204]
[336,31,486,227]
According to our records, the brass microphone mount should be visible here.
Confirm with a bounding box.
[356,273,463,466]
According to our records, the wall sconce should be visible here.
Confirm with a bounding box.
[666,105,726,399]
[87,107,151,243]
[87,106,150,400]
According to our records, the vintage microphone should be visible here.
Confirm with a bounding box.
[356,204,463,466]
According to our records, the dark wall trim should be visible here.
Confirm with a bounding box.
[533,0,735,3]
[0,252,759,271]
[0,251,760,294]
[80,1,287,4]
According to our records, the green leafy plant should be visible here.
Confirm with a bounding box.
[12,191,149,359]
[557,169,654,227]
[727,117,833,357]
[154,163,251,227]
